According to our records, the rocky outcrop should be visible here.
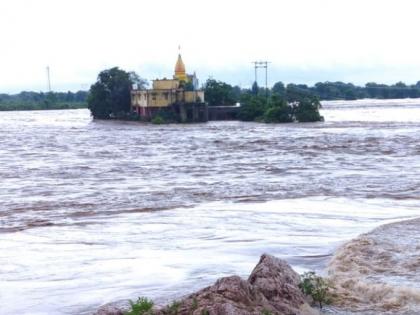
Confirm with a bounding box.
[95,254,317,315]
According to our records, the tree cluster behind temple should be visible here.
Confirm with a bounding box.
[204,79,323,123]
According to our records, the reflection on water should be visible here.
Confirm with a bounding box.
[0,99,419,314]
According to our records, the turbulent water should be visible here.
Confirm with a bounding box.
[0,99,419,314]
[328,218,420,314]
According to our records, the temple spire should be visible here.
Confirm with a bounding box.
[174,47,187,81]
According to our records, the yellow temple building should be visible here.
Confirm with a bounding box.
[131,53,206,122]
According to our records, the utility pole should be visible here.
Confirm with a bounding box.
[252,61,270,103]
[46,66,51,92]
[255,65,258,86]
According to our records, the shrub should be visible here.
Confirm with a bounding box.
[151,115,165,124]
[238,92,323,123]
[238,93,267,121]
[124,297,154,315]
[166,300,181,314]
[293,97,323,122]
[191,297,198,311]
[299,272,332,309]
[263,106,293,123]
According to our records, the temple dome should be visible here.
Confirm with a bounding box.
[175,54,186,75]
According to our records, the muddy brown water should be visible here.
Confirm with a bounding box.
[0,99,420,314]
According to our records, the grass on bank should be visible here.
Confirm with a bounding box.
[124,297,154,315]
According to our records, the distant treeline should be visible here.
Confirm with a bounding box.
[288,81,420,100]
[204,80,420,105]
[0,91,88,111]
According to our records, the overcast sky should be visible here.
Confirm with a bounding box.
[1,0,420,93]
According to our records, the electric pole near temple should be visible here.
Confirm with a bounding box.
[46,66,52,92]
[252,61,270,103]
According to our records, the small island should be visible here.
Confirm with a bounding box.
[87,53,324,124]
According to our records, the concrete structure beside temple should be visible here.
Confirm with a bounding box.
[131,53,207,122]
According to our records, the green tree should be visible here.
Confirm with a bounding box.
[231,85,243,101]
[293,97,323,122]
[251,81,259,95]
[263,95,293,123]
[271,81,286,97]
[238,85,323,123]
[88,67,144,119]
[43,92,57,109]
[204,79,237,106]
[129,72,148,89]
[238,92,267,121]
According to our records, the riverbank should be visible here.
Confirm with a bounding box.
[95,254,319,315]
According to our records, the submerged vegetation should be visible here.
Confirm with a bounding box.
[204,79,323,123]
[238,86,323,123]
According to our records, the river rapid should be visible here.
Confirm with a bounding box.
[0,99,419,314]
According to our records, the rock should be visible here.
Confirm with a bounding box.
[94,300,129,315]
[248,254,309,314]
[95,254,317,315]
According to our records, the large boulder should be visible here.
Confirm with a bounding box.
[248,254,310,314]
[95,254,317,315]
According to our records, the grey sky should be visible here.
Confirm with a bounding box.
[1,0,420,93]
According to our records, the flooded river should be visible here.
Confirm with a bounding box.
[0,99,419,314]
